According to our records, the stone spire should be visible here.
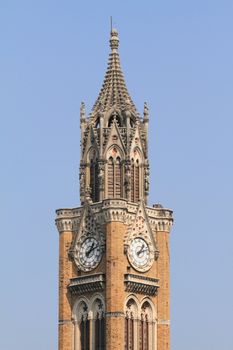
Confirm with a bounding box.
[79,28,150,205]
[91,28,138,117]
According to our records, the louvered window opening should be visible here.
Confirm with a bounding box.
[108,157,122,198]
[131,160,140,202]
[90,160,99,202]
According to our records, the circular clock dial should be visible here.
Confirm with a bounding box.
[128,237,152,271]
[78,237,102,271]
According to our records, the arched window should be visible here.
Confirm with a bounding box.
[92,298,105,350]
[108,113,122,127]
[130,158,140,202]
[73,297,105,350]
[107,155,122,198]
[74,301,90,350]
[125,299,138,350]
[125,297,155,350]
[139,301,153,350]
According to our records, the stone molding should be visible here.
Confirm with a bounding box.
[124,274,159,296]
[56,199,173,233]
[105,311,125,317]
[157,319,170,325]
[68,273,105,295]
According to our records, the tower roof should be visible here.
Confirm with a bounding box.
[91,29,138,117]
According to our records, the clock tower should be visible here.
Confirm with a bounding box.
[56,28,173,350]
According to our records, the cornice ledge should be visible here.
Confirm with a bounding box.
[102,207,129,223]
[55,207,83,233]
[146,205,173,233]
[149,218,173,233]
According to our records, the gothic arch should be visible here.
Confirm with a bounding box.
[73,296,90,322]
[139,297,157,350]
[89,293,105,317]
[124,296,157,350]
[124,295,140,350]
[140,297,156,321]
[72,296,106,350]
[104,107,122,127]
[73,297,90,350]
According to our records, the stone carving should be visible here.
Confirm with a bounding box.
[56,199,173,234]
[69,203,105,271]
[125,201,159,271]
[124,274,159,296]
[69,273,105,295]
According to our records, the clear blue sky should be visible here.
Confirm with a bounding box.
[0,1,233,349]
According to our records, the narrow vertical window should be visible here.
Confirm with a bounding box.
[130,160,135,202]
[129,313,134,350]
[108,157,114,197]
[107,156,122,198]
[140,301,153,350]
[80,314,90,350]
[100,315,105,350]
[95,314,100,350]
[135,160,140,202]
[94,162,99,201]
[125,300,137,350]
[93,299,105,350]
[131,158,140,202]
[140,318,144,350]
[90,159,99,202]
[90,160,95,201]
[115,157,122,198]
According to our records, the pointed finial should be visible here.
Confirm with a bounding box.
[110,27,119,51]
[143,102,149,121]
[80,101,86,123]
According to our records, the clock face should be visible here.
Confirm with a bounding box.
[127,237,153,272]
[75,237,102,271]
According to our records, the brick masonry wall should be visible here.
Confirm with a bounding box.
[58,231,73,350]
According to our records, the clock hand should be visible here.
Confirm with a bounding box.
[86,244,98,257]
[136,244,145,256]
[138,248,149,255]
[86,242,94,257]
